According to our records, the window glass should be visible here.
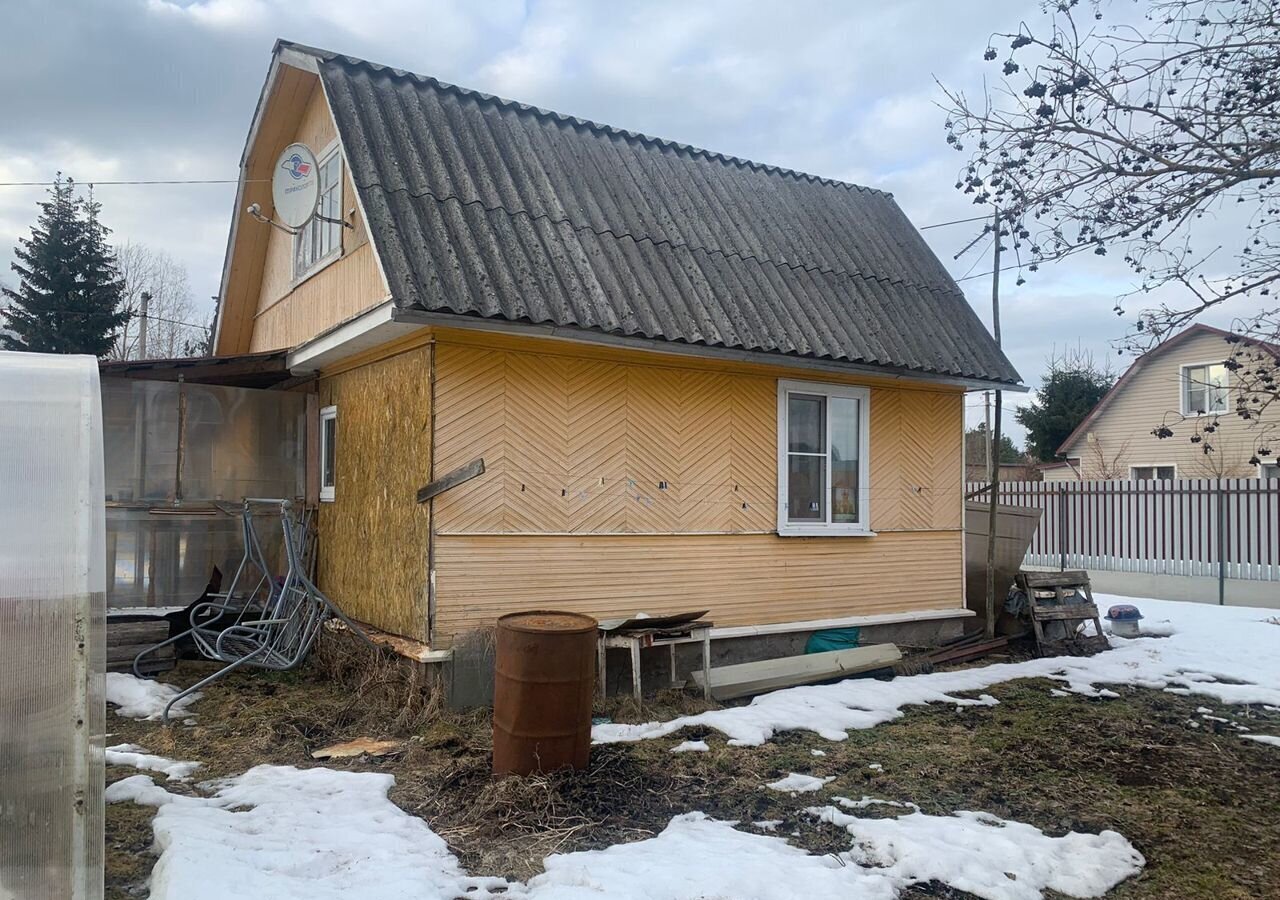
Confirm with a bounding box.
[787,455,824,521]
[788,394,824,453]
[830,397,860,523]
[321,412,336,498]
[1260,462,1278,481]
[1184,364,1227,414]
[295,151,342,277]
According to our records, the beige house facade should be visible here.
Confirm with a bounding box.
[1058,324,1278,480]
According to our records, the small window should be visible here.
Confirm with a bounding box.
[777,380,870,535]
[1260,461,1279,481]
[319,405,337,502]
[294,147,343,279]
[1130,465,1175,481]
[1181,363,1228,415]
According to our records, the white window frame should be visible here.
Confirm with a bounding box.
[1258,460,1279,481]
[293,140,343,282]
[1129,464,1177,481]
[776,379,872,537]
[319,405,337,502]
[1179,361,1229,417]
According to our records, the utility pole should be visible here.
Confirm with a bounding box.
[984,391,992,483]
[138,290,151,359]
[984,211,1003,640]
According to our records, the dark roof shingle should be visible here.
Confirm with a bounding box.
[305,44,1020,385]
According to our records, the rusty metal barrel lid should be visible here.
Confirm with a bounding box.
[496,610,598,634]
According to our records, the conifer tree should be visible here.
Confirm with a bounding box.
[1,175,129,355]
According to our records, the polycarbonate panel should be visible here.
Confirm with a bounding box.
[180,383,305,502]
[0,352,105,900]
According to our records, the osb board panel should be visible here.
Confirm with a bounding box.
[316,346,431,641]
[432,530,963,645]
[432,339,963,535]
[247,84,387,353]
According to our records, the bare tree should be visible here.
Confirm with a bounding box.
[942,0,1277,465]
[1083,434,1132,479]
[109,242,203,360]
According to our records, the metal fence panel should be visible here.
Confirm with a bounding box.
[967,478,1280,582]
[0,353,105,900]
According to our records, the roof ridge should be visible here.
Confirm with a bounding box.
[377,183,962,297]
[279,40,889,197]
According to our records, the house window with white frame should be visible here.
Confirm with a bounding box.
[1181,362,1228,415]
[777,380,871,536]
[1260,460,1279,481]
[1130,465,1175,481]
[294,146,343,279]
[319,405,337,502]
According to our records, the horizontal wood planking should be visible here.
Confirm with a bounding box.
[243,75,388,353]
[432,333,964,536]
[316,345,432,640]
[432,531,963,646]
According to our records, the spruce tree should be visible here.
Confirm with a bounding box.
[1,176,129,355]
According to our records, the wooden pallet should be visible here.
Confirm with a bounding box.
[1015,570,1109,658]
[107,618,175,675]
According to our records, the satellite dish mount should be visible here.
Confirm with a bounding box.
[249,142,352,234]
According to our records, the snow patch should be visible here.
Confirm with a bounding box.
[670,740,708,753]
[105,673,200,721]
[764,773,835,793]
[751,819,783,831]
[833,795,919,812]
[810,749,826,757]
[807,805,1145,900]
[1241,734,1280,747]
[106,744,200,781]
[593,596,1280,747]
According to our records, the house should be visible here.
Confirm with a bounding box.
[209,40,1021,654]
[1037,460,1080,482]
[1057,324,1278,480]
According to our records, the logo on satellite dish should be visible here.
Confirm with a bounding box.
[281,153,313,180]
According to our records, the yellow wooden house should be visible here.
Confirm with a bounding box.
[212,41,1022,654]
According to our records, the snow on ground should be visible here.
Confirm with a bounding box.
[105,744,200,781]
[763,773,834,793]
[1242,734,1280,747]
[593,596,1280,747]
[669,740,708,753]
[105,766,512,900]
[808,805,1145,900]
[105,673,200,721]
[108,764,1144,900]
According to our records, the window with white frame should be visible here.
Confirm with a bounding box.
[319,405,337,502]
[1181,362,1228,415]
[1260,461,1279,481]
[1130,465,1175,481]
[294,146,343,279]
[777,380,871,535]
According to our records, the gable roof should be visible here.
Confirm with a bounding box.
[1056,323,1240,456]
[270,41,1021,386]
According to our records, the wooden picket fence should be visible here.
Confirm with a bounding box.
[966,478,1280,582]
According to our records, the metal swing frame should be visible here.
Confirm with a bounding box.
[133,498,372,722]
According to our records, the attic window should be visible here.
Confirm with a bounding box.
[776,379,872,536]
[294,145,343,279]
[1181,362,1227,416]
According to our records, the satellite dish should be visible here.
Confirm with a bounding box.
[271,143,320,229]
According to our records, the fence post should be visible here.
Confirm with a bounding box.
[1217,477,1226,606]
[1058,483,1068,571]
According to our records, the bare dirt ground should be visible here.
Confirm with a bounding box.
[106,634,1280,899]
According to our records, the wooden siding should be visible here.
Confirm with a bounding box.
[236,74,388,353]
[432,335,964,536]
[1063,330,1273,478]
[316,345,431,641]
[433,531,962,646]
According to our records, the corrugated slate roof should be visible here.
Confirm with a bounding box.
[302,43,1020,386]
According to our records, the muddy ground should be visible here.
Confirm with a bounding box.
[106,634,1280,899]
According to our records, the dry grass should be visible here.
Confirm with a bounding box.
[106,635,1280,899]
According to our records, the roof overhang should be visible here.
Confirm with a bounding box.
[287,300,426,373]
[99,351,301,390]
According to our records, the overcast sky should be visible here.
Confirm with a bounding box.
[0,0,1261,445]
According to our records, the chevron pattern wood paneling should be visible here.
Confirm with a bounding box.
[432,339,964,538]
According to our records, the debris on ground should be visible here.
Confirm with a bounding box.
[310,738,403,760]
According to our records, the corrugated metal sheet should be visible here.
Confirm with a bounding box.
[304,44,1020,385]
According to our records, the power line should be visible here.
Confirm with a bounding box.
[0,305,209,331]
[919,213,992,231]
[955,262,1023,284]
[0,179,264,187]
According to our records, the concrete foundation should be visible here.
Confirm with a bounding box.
[446,614,969,706]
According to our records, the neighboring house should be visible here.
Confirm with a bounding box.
[210,41,1021,650]
[1057,324,1278,480]
[1038,460,1081,482]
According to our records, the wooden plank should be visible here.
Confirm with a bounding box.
[416,458,485,504]
[106,621,170,644]
[1020,570,1091,588]
[689,643,901,701]
[1032,604,1100,622]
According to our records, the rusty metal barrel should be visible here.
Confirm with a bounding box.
[493,611,598,776]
